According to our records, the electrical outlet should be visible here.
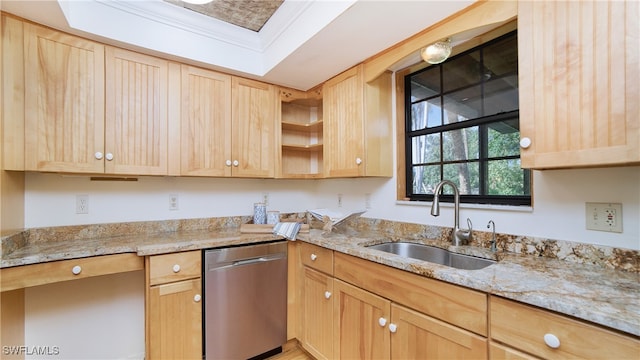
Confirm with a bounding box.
[76,195,89,214]
[338,194,343,208]
[586,202,622,233]
[169,194,179,211]
[262,192,269,207]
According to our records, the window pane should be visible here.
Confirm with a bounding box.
[412,165,441,194]
[443,127,478,161]
[411,134,441,164]
[487,159,530,195]
[410,67,440,98]
[443,162,479,195]
[411,99,442,130]
[442,50,481,92]
[443,85,482,120]
[488,119,521,157]
[484,75,519,115]
[483,35,517,78]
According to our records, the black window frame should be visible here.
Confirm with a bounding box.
[404,31,531,206]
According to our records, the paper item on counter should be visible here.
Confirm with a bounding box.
[307,208,366,226]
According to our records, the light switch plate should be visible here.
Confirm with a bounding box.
[586,202,622,233]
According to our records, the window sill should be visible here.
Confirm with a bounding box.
[395,200,533,213]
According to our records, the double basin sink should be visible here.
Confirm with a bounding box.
[366,242,495,270]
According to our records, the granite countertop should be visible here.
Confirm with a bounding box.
[2,219,638,337]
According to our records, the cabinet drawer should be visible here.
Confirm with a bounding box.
[148,251,201,286]
[299,242,333,275]
[490,296,639,359]
[0,253,143,292]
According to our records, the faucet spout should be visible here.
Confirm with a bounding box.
[430,180,472,246]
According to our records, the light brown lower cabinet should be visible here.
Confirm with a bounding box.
[300,260,334,359]
[489,342,540,360]
[146,251,202,360]
[333,279,487,360]
[490,296,639,360]
[391,302,487,359]
[333,279,390,359]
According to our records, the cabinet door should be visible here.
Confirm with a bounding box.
[148,278,202,360]
[323,65,365,177]
[390,303,487,360]
[24,23,105,173]
[105,47,170,175]
[231,77,277,178]
[180,65,232,176]
[518,0,639,168]
[333,279,390,360]
[301,267,334,360]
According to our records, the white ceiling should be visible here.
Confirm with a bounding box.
[1,0,476,90]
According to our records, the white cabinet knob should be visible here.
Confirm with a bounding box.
[310,254,317,261]
[388,323,397,333]
[172,264,181,273]
[225,160,232,167]
[72,265,82,275]
[105,152,114,161]
[232,160,239,167]
[378,317,387,327]
[95,152,103,160]
[356,157,363,165]
[193,294,202,303]
[520,137,532,149]
[543,333,560,349]
[324,291,332,299]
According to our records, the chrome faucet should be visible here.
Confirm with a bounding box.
[487,220,497,252]
[430,180,472,246]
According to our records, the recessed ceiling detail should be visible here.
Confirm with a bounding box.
[163,0,284,32]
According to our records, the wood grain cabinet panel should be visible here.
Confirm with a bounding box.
[105,47,175,175]
[518,0,639,168]
[323,64,392,177]
[333,279,390,360]
[231,77,278,178]
[490,296,640,359]
[301,267,334,360]
[23,22,105,173]
[180,65,232,176]
[391,303,487,360]
[148,278,202,360]
[146,251,202,360]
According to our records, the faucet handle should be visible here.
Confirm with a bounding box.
[466,218,473,231]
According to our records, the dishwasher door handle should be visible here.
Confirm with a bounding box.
[209,253,286,271]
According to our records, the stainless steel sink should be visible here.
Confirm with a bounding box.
[366,242,495,270]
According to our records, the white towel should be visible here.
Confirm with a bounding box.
[273,222,301,241]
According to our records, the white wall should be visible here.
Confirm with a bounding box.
[314,167,640,251]
[25,173,317,227]
[26,166,640,250]
[25,271,144,360]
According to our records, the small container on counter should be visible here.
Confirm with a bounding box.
[267,211,280,225]
[253,203,266,224]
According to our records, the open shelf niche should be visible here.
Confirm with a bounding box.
[279,86,323,178]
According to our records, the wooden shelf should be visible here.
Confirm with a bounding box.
[282,144,323,152]
[282,120,323,132]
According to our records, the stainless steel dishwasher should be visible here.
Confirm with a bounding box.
[204,241,288,360]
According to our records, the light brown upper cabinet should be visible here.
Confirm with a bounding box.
[23,22,105,173]
[518,0,639,169]
[231,77,278,178]
[180,65,232,177]
[21,20,179,175]
[323,64,393,177]
[105,47,179,175]
[279,86,323,178]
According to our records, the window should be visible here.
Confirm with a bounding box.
[405,31,531,206]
